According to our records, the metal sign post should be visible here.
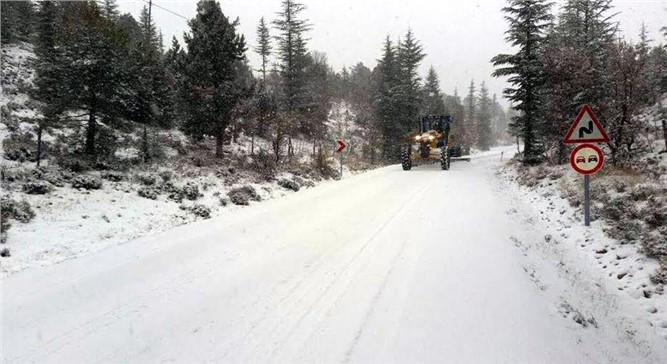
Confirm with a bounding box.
[336,140,346,179]
[584,175,590,226]
[565,104,608,227]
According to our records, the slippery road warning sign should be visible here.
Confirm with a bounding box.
[569,144,604,175]
[564,104,609,144]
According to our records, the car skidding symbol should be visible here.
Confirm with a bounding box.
[576,155,599,164]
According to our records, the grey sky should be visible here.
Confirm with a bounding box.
[118,0,667,107]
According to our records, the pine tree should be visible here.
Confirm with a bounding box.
[31,0,64,166]
[462,80,478,151]
[492,0,553,165]
[255,17,272,83]
[476,82,493,151]
[102,0,119,20]
[1,0,35,43]
[376,36,400,160]
[273,0,311,159]
[491,94,509,143]
[57,1,129,160]
[395,29,425,135]
[182,0,247,158]
[445,90,468,153]
[421,67,446,115]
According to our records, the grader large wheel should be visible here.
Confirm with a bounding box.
[401,149,412,171]
[440,148,450,170]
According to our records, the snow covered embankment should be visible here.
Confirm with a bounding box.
[497,161,667,346]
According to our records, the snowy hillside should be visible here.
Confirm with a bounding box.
[0,43,369,277]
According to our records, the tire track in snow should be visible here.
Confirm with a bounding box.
[258,176,435,362]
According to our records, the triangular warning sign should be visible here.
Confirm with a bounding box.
[564,104,609,144]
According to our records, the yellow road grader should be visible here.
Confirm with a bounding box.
[401,115,470,171]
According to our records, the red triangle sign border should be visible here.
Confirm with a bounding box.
[563,104,610,144]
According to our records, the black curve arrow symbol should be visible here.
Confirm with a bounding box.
[578,121,593,138]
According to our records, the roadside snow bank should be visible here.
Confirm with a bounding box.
[497,161,667,343]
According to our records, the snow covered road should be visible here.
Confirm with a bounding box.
[2,148,665,363]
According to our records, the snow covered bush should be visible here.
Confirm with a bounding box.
[159,169,174,183]
[57,155,91,173]
[22,181,52,195]
[136,173,159,186]
[278,178,300,192]
[250,150,276,181]
[228,186,261,206]
[293,176,315,188]
[3,132,37,162]
[630,183,663,201]
[189,204,211,219]
[182,182,201,201]
[35,166,68,187]
[137,186,160,200]
[101,170,125,182]
[1,195,35,225]
[1,248,10,257]
[71,175,102,190]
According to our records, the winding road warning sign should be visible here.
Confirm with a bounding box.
[564,104,609,144]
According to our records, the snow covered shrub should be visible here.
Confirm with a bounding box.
[250,150,277,181]
[188,204,211,219]
[602,197,630,221]
[57,155,91,173]
[643,228,667,259]
[314,150,337,179]
[136,173,159,186]
[159,169,174,183]
[643,197,667,228]
[650,260,667,285]
[22,181,52,195]
[3,131,37,162]
[182,182,201,201]
[278,178,300,192]
[101,170,125,182]
[630,183,662,201]
[228,186,261,206]
[1,195,35,224]
[71,175,102,190]
[162,182,183,202]
[138,186,160,200]
[1,248,10,257]
[219,196,230,206]
[35,165,68,187]
[293,176,315,188]
[1,165,30,184]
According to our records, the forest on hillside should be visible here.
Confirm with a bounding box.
[1,0,510,171]
[493,0,667,166]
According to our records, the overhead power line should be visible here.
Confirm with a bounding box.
[140,0,189,21]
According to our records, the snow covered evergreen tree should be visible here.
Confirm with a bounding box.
[445,89,469,152]
[464,80,477,146]
[181,0,248,158]
[376,36,401,160]
[476,82,493,151]
[1,0,35,43]
[273,0,311,160]
[421,67,446,116]
[395,30,425,135]
[102,0,119,21]
[56,1,129,160]
[31,0,64,166]
[492,0,553,165]
[255,17,272,83]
